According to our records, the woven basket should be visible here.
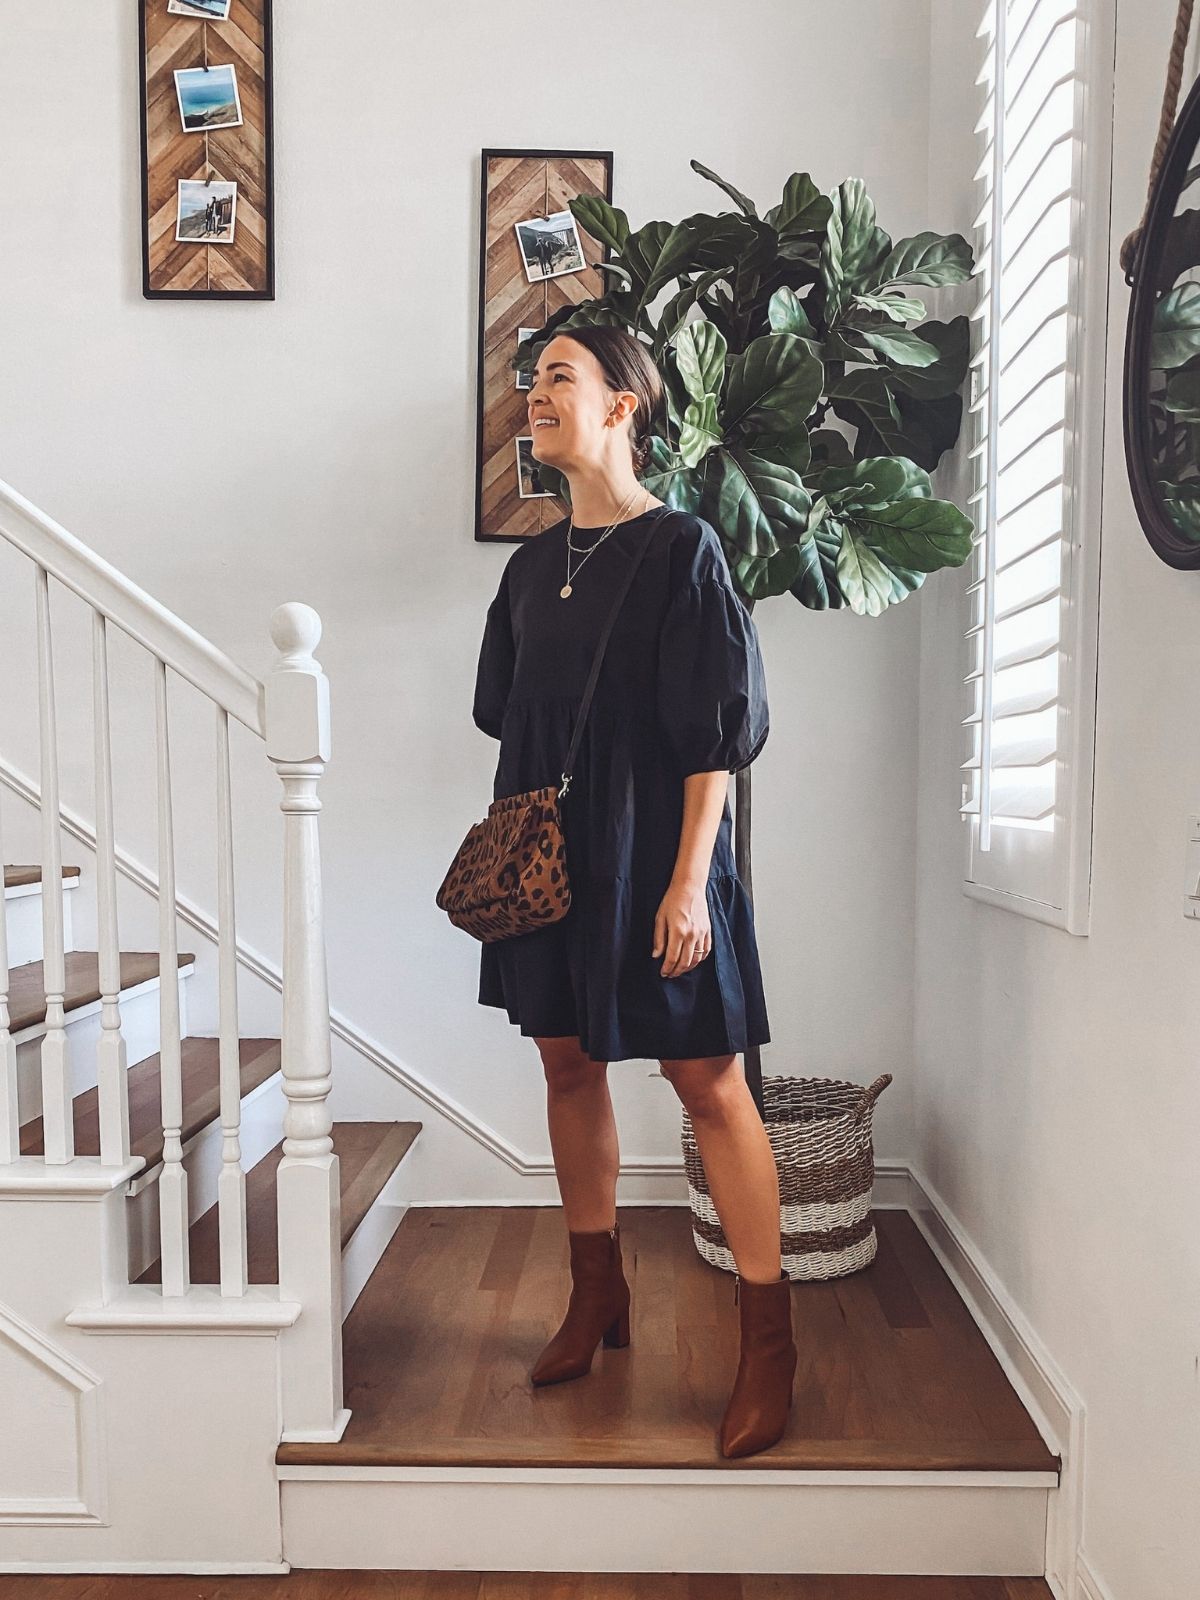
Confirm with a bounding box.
[682,1072,892,1281]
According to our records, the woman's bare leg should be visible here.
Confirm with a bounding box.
[660,1052,781,1283]
[534,1035,619,1232]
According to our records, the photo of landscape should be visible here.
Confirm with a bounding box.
[167,0,232,18]
[173,64,243,133]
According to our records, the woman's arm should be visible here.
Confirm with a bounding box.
[653,769,728,979]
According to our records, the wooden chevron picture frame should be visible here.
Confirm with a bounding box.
[475,148,614,543]
[138,0,275,299]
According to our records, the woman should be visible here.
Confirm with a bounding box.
[472,326,795,1459]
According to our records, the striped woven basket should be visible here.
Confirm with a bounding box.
[682,1072,892,1281]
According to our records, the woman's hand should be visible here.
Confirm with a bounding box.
[652,879,712,978]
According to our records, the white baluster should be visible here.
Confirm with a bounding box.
[215,705,248,1296]
[35,565,72,1163]
[93,611,131,1166]
[268,604,344,1439]
[154,658,189,1295]
[0,797,16,1164]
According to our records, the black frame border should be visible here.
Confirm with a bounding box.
[1123,69,1200,569]
[137,0,276,301]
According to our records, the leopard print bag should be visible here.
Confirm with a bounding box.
[437,513,668,942]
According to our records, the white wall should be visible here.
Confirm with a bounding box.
[919,5,1200,1599]
[0,1,937,1173]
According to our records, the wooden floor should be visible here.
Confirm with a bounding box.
[277,1206,1059,1474]
[0,1576,1055,1598]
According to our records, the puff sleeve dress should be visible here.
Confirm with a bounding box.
[471,505,771,1064]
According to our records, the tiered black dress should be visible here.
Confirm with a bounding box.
[471,505,771,1064]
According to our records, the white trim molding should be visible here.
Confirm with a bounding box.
[0,1302,107,1526]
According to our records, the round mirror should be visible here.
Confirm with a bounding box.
[1125,70,1200,568]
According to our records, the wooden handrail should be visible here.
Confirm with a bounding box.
[0,477,265,737]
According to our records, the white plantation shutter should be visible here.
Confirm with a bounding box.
[961,0,1109,930]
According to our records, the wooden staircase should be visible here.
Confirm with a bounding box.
[6,860,422,1328]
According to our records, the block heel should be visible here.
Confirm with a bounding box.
[602,1305,631,1347]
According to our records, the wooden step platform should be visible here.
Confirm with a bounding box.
[7,949,194,1033]
[277,1205,1060,1475]
[19,1036,280,1162]
[138,1120,421,1284]
[3,863,80,889]
[0,1571,1056,1598]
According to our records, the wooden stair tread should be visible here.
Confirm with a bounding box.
[276,1206,1061,1477]
[20,1036,281,1162]
[7,950,195,1034]
[138,1120,420,1285]
[4,864,81,889]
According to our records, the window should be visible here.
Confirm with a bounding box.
[961,0,1111,931]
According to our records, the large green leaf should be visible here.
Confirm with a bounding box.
[821,179,892,320]
[680,394,722,467]
[675,320,727,403]
[618,219,710,309]
[743,430,812,477]
[1164,363,1200,418]
[655,269,729,349]
[568,195,631,254]
[808,428,855,468]
[847,292,928,324]
[816,455,933,505]
[767,285,817,338]
[888,316,970,399]
[723,333,824,436]
[835,520,900,616]
[765,171,832,239]
[1160,481,1200,541]
[690,159,758,219]
[866,231,974,290]
[844,496,973,572]
[716,446,812,563]
[851,325,941,366]
[829,366,905,448]
[641,437,703,511]
[1151,283,1200,369]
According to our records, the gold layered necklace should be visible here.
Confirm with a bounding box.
[560,486,649,599]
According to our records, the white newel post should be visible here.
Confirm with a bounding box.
[267,603,347,1442]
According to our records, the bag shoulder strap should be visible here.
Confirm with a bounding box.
[559,509,675,797]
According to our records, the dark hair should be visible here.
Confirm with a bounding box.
[555,326,666,478]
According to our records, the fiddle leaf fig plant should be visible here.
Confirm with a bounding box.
[516,161,977,616]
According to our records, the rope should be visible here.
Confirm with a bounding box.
[1121,0,1196,279]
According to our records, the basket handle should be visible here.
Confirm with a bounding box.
[852,1072,893,1123]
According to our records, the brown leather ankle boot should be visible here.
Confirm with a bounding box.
[529,1222,631,1387]
[718,1268,797,1458]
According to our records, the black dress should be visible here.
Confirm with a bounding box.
[471,505,771,1064]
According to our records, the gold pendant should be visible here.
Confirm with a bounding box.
[560,583,572,598]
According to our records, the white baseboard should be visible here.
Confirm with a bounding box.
[904,1159,1084,1600]
[0,1560,290,1574]
[1076,1546,1116,1600]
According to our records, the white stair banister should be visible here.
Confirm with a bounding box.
[0,799,16,1164]
[93,609,132,1167]
[35,565,72,1163]
[268,603,345,1440]
[216,703,249,1296]
[155,656,190,1296]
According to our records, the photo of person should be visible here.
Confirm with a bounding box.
[167,0,233,18]
[173,63,243,133]
[175,180,238,245]
[514,327,541,391]
[513,209,587,283]
[515,435,553,498]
